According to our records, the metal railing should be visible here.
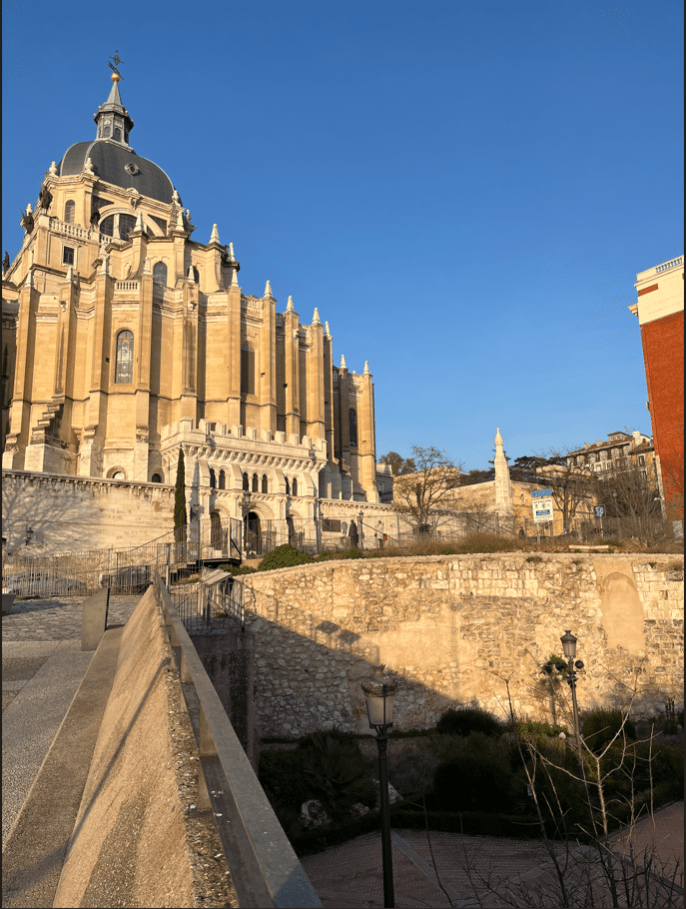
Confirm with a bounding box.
[171,575,246,634]
[153,573,322,908]
[2,517,242,599]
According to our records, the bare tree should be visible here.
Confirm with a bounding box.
[529,448,595,535]
[393,445,462,534]
[594,455,665,544]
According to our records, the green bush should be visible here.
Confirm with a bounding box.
[515,719,568,739]
[258,749,311,814]
[433,752,512,813]
[299,732,376,821]
[346,548,365,559]
[436,706,503,737]
[581,708,636,752]
[258,545,314,571]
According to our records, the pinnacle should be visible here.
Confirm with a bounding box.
[363,360,371,375]
[286,295,294,312]
[265,279,273,297]
[312,307,321,324]
[228,242,235,261]
[210,223,220,244]
[340,354,347,370]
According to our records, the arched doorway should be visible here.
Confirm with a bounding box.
[244,511,261,556]
[210,511,222,550]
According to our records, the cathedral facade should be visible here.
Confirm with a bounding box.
[2,72,390,547]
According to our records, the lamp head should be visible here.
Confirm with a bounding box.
[361,664,396,732]
[560,630,577,660]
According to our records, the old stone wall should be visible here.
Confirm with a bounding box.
[2,469,175,553]
[241,554,684,738]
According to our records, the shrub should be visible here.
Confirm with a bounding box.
[346,548,365,559]
[258,749,311,814]
[515,719,569,739]
[436,706,503,738]
[299,732,376,821]
[433,736,513,813]
[258,545,314,571]
[581,708,636,752]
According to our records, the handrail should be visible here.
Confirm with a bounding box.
[153,572,322,909]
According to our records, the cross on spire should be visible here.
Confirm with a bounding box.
[108,50,124,79]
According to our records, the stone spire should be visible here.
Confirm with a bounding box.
[363,360,371,375]
[228,242,235,262]
[65,266,74,283]
[286,295,294,312]
[230,267,239,287]
[494,427,513,518]
[264,280,273,297]
[93,70,134,146]
[134,211,145,233]
[312,307,321,324]
[210,223,220,244]
[49,161,58,176]
[324,321,332,338]
[340,354,347,370]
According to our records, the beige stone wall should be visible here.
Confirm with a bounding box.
[2,469,175,553]
[241,554,684,737]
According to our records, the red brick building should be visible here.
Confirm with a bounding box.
[629,255,684,535]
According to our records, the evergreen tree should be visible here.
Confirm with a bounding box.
[174,448,187,534]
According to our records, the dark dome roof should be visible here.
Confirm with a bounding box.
[58,141,176,204]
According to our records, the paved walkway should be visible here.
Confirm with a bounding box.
[2,596,140,846]
[300,803,685,908]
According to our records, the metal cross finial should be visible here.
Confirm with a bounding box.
[108,50,124,78]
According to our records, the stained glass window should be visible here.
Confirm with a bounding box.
[115,330,134,384]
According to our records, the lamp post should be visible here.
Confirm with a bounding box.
[361,665,396,909]
[560,630,585,771]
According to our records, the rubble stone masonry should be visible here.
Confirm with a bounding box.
[241,554,684,738]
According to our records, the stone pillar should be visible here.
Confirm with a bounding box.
[305,311,325,443]
[494,428,513,518]
[284,302,300,440]
[227,280,242,428]
[259,290,277,434]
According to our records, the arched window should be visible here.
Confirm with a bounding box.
[64,200,75,224]
[292,478,298,496]
[349,408,358,447]
[218,469,226,490]
[210,512,222,549]
[151,473,162,483]
[242,472,249,491]
[209,468,216,489]
[153,262,168,285]
[115,330,134,383]
[100,215,115,237]
[252,473,259,493]
[114,128,122,142]
[261,474,268,494]
[241,343,255,395]
[285,477,290,496]
[119,213,136,241]
[103,123,111,138]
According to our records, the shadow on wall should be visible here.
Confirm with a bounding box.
[236,557,684,739]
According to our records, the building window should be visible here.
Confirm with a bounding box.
[218,469,225,490]
[103,123,111,138]
[119,213,136,241]
[241,343,255,395]
[638,455,645,466]
[242,472,249,491]
[285,477,290,496]
[114,128,122,142]
[153,262,168,285]
[100,215,115,237]
[151,473,162,483]
[349,408,358,447]
[261,474,268,494]
[115,330,134,384]
[62,246,75,266]
[252,473,259,493]
[150,216,167,235]
[209,468,216,489]
[292,478,298,496]
[64,200,75,224]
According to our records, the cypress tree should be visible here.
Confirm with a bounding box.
[174,448,187,535]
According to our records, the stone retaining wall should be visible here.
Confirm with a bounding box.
[241,554,684,737]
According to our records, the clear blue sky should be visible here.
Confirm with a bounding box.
[3,1,683,470]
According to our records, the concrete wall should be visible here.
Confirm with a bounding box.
[241,554,684,737]
[54,587,202,907]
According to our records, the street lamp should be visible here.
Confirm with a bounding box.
[560,630,585,766]
[361,665,396,909]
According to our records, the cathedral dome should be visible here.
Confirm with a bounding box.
[57,140,176,205]
[56,67,178,206]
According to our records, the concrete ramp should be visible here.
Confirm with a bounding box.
[53,587,203,908]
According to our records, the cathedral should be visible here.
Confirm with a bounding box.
[2,67,391,549]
